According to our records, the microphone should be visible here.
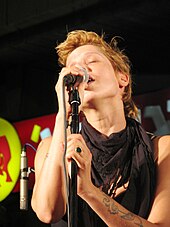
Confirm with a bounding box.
[63,68,89,87]
[20,145,28,210]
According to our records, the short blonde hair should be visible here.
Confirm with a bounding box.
[56,30,138,118]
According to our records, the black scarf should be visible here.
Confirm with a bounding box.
[78,117,155,226]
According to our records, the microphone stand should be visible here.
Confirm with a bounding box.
[20,145,28,210]
[68,86,81,227]
[20,144,35,211]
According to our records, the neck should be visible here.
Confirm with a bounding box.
[82,101,126,136]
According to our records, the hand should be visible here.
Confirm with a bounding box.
[66,134,93,197]
[55,65,87,119]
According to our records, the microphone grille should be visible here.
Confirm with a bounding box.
[81,68,89,83]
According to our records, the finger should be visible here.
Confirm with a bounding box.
[75,146,82,153]
[66,150,85,169]
[66,142,91,166]
[67,134,87,147]
[59,65,84,78]
[67,149,92,173]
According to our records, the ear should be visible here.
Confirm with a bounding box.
[117,72,129,88]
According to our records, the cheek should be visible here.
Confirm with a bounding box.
[102,77,121,97]
[102,74,119,89]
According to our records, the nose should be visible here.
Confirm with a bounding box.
[81,67,89,83]
[74,63,91,72]
[74,64,89,81]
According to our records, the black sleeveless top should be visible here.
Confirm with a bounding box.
[63,117,156,226]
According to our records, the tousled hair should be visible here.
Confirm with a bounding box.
[56,30,138,118]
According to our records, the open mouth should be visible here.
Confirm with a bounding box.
[87,77,94,84]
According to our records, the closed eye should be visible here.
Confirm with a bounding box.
[87,60,98,64]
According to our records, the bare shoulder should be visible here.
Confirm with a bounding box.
[148,134,170,224]
[153,134,170,163]
[36,136,52,156]
[157,134,170,147]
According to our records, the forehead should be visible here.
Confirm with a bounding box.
[66,45,105,65]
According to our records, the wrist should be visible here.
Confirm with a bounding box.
[80,183,99,202]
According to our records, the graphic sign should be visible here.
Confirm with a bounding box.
[0,118,21,201]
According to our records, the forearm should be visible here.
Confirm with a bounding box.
[82,185,156,227]
[32,161,66,223]
[32,114,69,223]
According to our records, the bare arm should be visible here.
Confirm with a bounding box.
[147,135,170,225]
[31,114,68,223]
[31,65,87,223]
[31,66,69,223]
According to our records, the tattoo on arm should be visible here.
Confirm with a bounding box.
[103,195,143,227]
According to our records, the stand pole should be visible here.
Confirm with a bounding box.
[69,87,81,227]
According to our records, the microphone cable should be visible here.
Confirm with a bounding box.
[62,77,71,227]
